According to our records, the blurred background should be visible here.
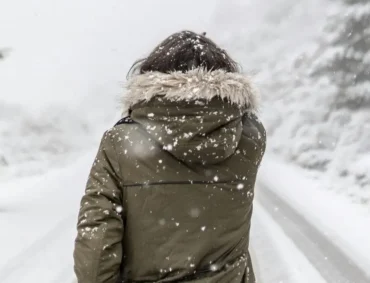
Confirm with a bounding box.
[1,0,369,282]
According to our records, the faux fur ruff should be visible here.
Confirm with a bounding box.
[122,69,259,112]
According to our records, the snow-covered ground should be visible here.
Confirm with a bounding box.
[251,203,326,283]
[1,0,369,282]
[0,154,91,283]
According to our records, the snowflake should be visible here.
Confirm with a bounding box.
[237,184,244,190]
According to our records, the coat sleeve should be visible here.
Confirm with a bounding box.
[74,129,124,283]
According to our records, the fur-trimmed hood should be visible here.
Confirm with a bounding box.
[122,69,261,165]
[122,69,259,113]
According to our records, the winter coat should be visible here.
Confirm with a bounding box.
[73,69,266,283]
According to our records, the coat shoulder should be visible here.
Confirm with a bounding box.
[114,116,136,126]
[105,117,140,151]
[240,112,266,166]
[244,113,266,137]
[242,112,266,140]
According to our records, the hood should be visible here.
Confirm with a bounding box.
[122,69,259,165]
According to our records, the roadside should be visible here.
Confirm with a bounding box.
[257,154,370,277]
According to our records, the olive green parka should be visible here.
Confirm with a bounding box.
[74,69,266,283]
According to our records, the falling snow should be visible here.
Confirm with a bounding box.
[115,206,123,214]
[237,183,244,190]
[2,1,369,283]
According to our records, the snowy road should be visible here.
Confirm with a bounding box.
[254,183,370,283]
[1,157,369,283]
[0,214,76,283]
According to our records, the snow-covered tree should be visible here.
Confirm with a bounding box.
[312,0,370,109]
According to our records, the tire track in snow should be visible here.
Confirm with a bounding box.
[256,183,370,283]
[251,204,326,283]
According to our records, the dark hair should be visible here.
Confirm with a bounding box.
[127,30,239,78]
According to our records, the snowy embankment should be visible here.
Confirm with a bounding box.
[258,154,370,277]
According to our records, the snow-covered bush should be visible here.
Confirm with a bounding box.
[0,100,118,181]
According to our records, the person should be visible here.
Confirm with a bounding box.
[73,30,266,283]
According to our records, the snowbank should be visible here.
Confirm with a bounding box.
[258,155,370,276]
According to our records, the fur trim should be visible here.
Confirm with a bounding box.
[122,69,259,112]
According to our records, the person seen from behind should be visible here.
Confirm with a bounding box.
[73,30,266,283]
